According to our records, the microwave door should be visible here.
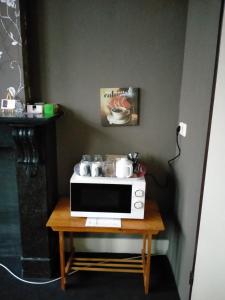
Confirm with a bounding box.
[71,183,132,214]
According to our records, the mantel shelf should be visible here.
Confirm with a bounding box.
[0,111,63,127]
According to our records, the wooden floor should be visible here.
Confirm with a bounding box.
[0,255,180,300]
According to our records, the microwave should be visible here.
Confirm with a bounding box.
[70,173,146,219]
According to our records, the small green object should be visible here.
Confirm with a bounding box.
[44,104,55,115]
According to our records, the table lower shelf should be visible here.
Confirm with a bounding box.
[59,232,152,294]
[68,256,144,274]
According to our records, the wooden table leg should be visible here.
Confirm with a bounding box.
[144,234,152,295]
[64,232,75,276]
[142,234,147,281]
[59,231,66,290]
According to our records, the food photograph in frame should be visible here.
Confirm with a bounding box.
[100,87,139,126]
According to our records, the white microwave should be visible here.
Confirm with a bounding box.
[70,173,146,219]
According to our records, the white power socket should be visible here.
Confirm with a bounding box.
[179,122,187,137]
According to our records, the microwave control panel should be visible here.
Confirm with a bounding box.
[131,180,146,219]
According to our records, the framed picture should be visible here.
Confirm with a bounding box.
[100,87,139,126]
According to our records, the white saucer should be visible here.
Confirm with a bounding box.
[107,114,131,125]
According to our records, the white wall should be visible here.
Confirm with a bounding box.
[191,4,225,300]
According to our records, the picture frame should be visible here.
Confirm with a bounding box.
[100,87,139,127]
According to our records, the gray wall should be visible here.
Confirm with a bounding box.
[167,1,221,299]
[29,0,187,210]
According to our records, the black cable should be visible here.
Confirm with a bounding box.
[168,125,181,166]
[146,126,181,189]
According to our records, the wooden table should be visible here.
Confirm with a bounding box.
[46,197,165,294]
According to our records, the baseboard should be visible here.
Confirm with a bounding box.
[65,236,169,255]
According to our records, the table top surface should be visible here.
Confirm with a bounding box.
[46,197,165,234]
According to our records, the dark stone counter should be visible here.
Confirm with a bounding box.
[0,111,63,126]
[0,111,63,277]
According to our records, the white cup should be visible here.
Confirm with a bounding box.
[80,161,91,176]
[91,161,102,177]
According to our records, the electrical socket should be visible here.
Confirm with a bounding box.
[179,122,187,137]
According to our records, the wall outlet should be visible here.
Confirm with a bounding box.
[179,122,187,137]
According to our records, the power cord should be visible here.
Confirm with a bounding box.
[168,125,181,166]
[0,255,142,285]
[0,263,70,285]
[146,125,181,189]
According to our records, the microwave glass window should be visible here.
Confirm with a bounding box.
[71,183,132,213]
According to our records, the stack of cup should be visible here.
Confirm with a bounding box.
[79,154,103,177]
[79,155,92,176]
[91,155,103,177]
